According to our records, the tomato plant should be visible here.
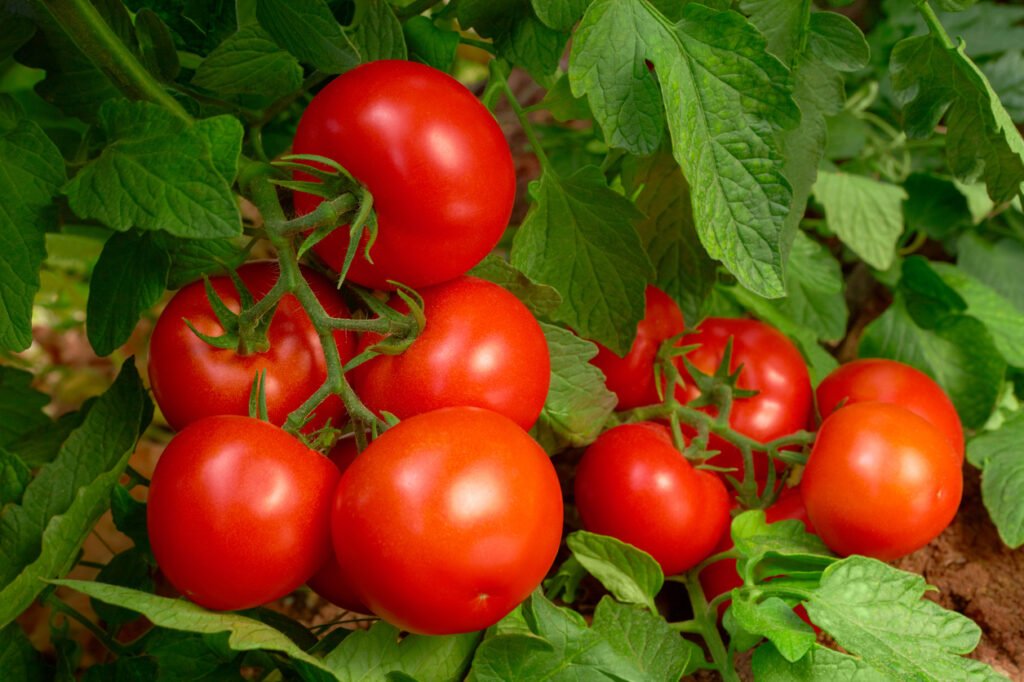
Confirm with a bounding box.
[292,60,515,290]
[148,261,353,431]
[331,407,563,635]
[801,402,963,561]
[147,415,338,611]
[574,422,730,576]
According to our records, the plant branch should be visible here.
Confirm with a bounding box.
[681,570,739,682]
[914,0,956,49]
[45,593,131,657]
[491,60,552,172]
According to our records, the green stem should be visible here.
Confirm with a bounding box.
[397,0,443,19]
[38,0,191,122]
[45,593,130,657]
[914,0,956,49]
[669,619,702,634]
[491,60,553,172]
[460,36,498,55]
[680,571,739,682]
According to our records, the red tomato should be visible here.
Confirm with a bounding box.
[801,402,962,560]
[332,407,563,635]
[292,60,515,290]
[816,358,964,459]
[350,276,551,430]
[148,261,354,432]
[574,423,730,576]
[590,285,685,410]
[147,416,338,611]
[306,436,370,614]
[676,318,812,481]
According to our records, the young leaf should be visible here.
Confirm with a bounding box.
[751,642,889,681]
[63,101,242,239]
[255,0,360,73]
[192,24,303,99]
[891,34,1024,204]
[458,0,567,88]
[730,511,833,585]
[0,367,51,447]
[731,596,816,663]
[403,16,458,72]
[50,579,335,674]
[469,256,563,318]
[966,411,1024,548]
[323,620,480,681]
[591,598,699,680]
[813,170,908,271]
[86,231,171,357]
[0,99,66,352]
[570,2,800,297]
[350,0,407,62]
[535,323,616,447]
[804,557,1005,680]
[0,622,47,682]
[566,531,664,607]
[0,361,150,627]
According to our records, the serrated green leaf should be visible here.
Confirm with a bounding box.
[807,12,869,72]
[467,633,555,681]
[0,367,50,448]
[9,407,91,469]
[87,231,171,357]
[459,0,566,87]
[0,361,150,628]
[813,170,907,270]
[891,34,1024,204]
[63,101,241,239]
[535,323,616,448]
[903,173,973,240]
[531,0,591,31]
[571,2,799,297]
[256,0,359,72]
[511,167,652,355]
[730,511,833,585]
[0,106,66,351]
[771,231,848,343]
[187,115,244,187]
[966,411,1024,548]
[351,0,406,62]
[751,642,889,681]
[52,579,334,674]
[469,256,562,318]
[192,24,303,99]
[0,622,47,682]
[323,620,480,682]
[403,16,458,72]
[805,557,1005,681]
[732,596,816,662]
[566,531,663,607]
[591,598,698,680]
[141,629,241,682]
[737,0,804,64]
[0,448,30,507]
[135,9,180,82]
[621,151,716,327]
[932,262,1024,367]
[981,50,1024,124]
[957,233,1024,313]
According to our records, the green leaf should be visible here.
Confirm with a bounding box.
[730,511,833,584]
[92,548,155,629]
[511,167,652,355]
[0,622,47,682]
[135,9,181,82]
[110,485,150,554]
[736,0,803,64]
[804,556,1005,680]
[957,233,1024,313]
[771,231,848,343]
[751,642,889,681]
[468,633,555,681]
[52,579,334,674]
[570,2,799,297]
[0,448,30,507]
[87,231,171,357]
[891,34,1024,204]
[0,361,150,628]
[123,0,237,55]
[621,151,716,327]
[903,173,973,240]
[192,24,303,99]
[807,12,869,72]
[82,657,158,682]
[140,630,241,681]
[531,0,591,31]
[981,50,1024,124]
[157,235,247,290]
[350,0,406,62]
[323,620,480,681]
[403,16,458,72]
[534,323,616,448]
[459,0,566,87]
[539,73,593,122]
[591,598,699,680]
[0,104,66,351]
[469,256,562,318]
[731,596,816,662]
[0,13,34,62]
[813,170,907,270]
[9,407,91,469]
[256,0,360,73]
[0,367,50,448]
[63,101,242,239]
[966,411,1024,548]
[566,531,663,607]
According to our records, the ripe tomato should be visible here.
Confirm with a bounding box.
[676,318,812,481]
[816,358,964,459]
[331,407,563,635]
[801,402,962,561]
[574,423,730,576]
[148,261,354,432]
[306,436,370,614]
[147,416,338,611]
[350,276,551,430]
[292,60,515,290]
[589,285,685,410]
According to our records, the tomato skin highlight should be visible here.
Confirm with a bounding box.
[147,261,353,432]
[574,423,730,576]
[816,358,964,459]
[590,285,685,410]
[147,416,339,611]
[332,407,563,635]
[676,318,813,481]
[292,60,515,290]
[351,276,551,430]
[801,401,962,561]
